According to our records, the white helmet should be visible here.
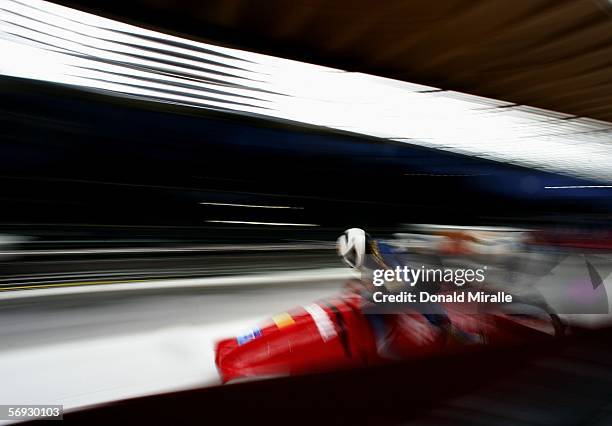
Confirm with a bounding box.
[337,228,367,268]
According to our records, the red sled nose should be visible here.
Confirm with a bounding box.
[215,294,560,383]
[215,296,379,383]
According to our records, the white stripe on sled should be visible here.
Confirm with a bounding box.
[304,303,337,342]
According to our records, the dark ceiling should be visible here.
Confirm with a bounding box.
[54,0,612,122]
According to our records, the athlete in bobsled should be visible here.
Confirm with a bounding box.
[215,228,562,383]
[336,228,487,357]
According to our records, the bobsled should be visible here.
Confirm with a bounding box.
[215,290,561,383]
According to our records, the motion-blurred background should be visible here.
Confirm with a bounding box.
[4,0,612,282]
[3,0,612,424]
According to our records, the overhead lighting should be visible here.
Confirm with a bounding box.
[4,0,612,182]
[544,185,612,189]
[199,202,303,209]
[206,220,319,227]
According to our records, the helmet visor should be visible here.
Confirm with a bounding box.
[343,246,358,268]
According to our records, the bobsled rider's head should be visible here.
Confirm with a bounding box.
[337,228,370,269]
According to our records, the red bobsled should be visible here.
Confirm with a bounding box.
[215,291,560,383]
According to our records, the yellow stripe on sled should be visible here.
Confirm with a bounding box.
[272,312,295,329]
